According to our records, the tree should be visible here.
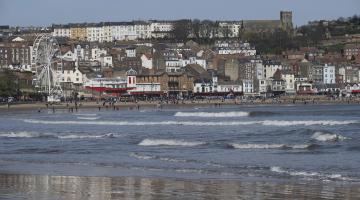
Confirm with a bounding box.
[220,26,231,38]
[199,20,214,39]
[171,20,191,42]
[191,19,201,39]
[0,69,18,98]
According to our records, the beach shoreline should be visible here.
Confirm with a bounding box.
[1,97,360,112]
[0,172,359,200]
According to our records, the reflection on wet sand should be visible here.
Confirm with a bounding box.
[0,174,359,200]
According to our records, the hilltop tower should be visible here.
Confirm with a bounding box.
[280,11,293,30]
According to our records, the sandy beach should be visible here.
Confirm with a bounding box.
[1,96,360,112]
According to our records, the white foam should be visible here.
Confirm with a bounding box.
[58,133,116,139]
[0,131,55,138]
[230,143,287,149]
[260,120,358,126]
[129,153,154,160]
[230,143,314,150]
[175,111,249,117]
[311,131,348,142]
[77,117,101,120]
[74,113,98,116]
[138,139,205,147]
[270,166,353,181]
[23,119,358,127]
[291,144,313,149]
[130,153,188,163]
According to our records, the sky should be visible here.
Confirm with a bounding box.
[0,0,359,27]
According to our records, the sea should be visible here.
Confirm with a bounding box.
[0,104,359,199]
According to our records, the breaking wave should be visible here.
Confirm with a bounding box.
[138,139,205,147]
[174,111,249,117]
[58,133,116,139]
[77,117,101,120]
[311,131,348,142]
[270,166,354,181]
[129,153,188,163]
[260,120,358,126]
[229,143,317,150]
[0,131,117,139]
[74,113,98,116]
[23,119,358,126]
[0,131,57,138]
[248,111,277,117]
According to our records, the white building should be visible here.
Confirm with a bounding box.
[61,66,86,85]
[264,61,282,79]
[323,64,335,84]
[126,68,137,88]
[258,79,268,94]
[218,22,242,38]
[100,56,113,67]
[131,83,161,94]
[111,22,138,41]
[217,82,242,93]
[141,54,153,69]
[150,21,173,38]
[91,48,107,61]
[282,73,295,94]
[215,41,256,56]
[242,80,254,94]
[62,50,76,61]
[182,57,207,69]
[253,59,264,80]
[125,47,136,58]
[53,26,71,38]
[86,25,104,42]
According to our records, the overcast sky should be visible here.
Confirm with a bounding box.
[0,0,359,27]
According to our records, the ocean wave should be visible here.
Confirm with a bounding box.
[0,131,117,139]
[58,133,116,139]
[76,117,101,120]
[260,120,358,126]
[74,113,98,116]
[23,119,358,126]
[311,131,348,142]
[230,143,287,149]
[248,111,277,117]
[270,166,354,181]
[129,153,154,160]
[129,153,188,163]
[0,131,57,139]
[138,139,205,147]
[229,143,317,150]
[174,111,249,117]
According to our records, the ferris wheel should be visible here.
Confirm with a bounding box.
[33,34,63,102]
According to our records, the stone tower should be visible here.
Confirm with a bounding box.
[280,11,293,30]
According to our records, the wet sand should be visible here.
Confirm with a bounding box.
[1,97,360,112]
[0,173,359,200]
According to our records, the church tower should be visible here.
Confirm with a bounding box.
[280,11,293,30]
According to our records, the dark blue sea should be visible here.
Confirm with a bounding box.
[0,104,359,199]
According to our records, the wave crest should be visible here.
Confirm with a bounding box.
[0,131,56,138]
[174,111,249,117]
[229,143,316,150]
[138,139,205,147]
[77,117,101,120]
[270,166,354,181]
[311,131,348,142]
[24,119,358,127]
[58,133,116,139]
[0,132,117,139]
